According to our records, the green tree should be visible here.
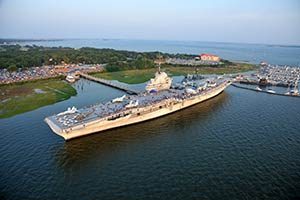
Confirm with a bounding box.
[8,64,17,72]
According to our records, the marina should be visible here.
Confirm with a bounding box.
[234,63,300,97]
[235,64,300,88]
[259,63,300,84]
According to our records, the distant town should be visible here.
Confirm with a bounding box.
[0,64,103,84]
[166,53,220,66]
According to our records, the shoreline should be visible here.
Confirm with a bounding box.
[0,75,65,87]
[0,61,256,119]
[0,61,257,86]
[0,79,77,119]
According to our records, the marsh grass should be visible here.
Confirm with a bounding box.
[0,79,76,118]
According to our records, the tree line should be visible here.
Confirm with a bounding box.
[0,45,235,73]
[0,45,197,71]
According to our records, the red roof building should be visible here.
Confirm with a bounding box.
[200,53,220,62]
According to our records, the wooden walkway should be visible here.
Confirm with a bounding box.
[79,73,140,95]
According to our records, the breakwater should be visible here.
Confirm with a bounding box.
[231,83,300,98]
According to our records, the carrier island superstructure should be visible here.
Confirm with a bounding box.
[45,70,231,140]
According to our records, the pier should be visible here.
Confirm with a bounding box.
[236,80,292,87]
[79,73,140,95]
[231,84,300,98]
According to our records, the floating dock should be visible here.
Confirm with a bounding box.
[231,84,300,98]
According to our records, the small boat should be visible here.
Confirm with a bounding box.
[256,87,262,91]
[66,75,76,83]
[290,90,299,96]
[267,89,276,94]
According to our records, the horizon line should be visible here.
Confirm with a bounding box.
[1,37,300,47]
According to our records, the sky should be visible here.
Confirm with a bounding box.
[0,0,299,45]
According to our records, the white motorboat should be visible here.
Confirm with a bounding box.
[256,87,262,91]
[267,89,276,94]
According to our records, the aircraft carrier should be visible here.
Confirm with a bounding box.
[45,69,231,140]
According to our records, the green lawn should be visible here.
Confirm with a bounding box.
[93,69,158,84]
[0,79,77,118]
[93,63,257,84]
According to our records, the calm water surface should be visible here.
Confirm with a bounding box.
[1,79,300,200]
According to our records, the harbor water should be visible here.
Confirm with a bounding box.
[1,78,300,200]
[1,40,300,199]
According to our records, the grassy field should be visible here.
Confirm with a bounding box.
[93,63,257,84]
[0,79,77,118]
[93,68,158,84]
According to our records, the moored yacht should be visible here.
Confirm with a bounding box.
[256,87,262,91]
[267,89,276,94]
[66,75,76,83]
